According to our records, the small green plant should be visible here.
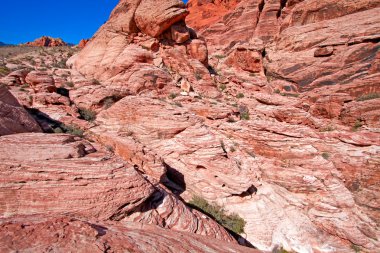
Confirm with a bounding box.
[356,93,380,102]
[240,112,250,120]
[56,124,84,137]
[0,66,10,76]
[351,244,361,253]
[78,107,97,122]
[21,84,29,88]
[352,120,363,131]
[219,83,227,91]
[188,196,246,234]
[230,146,236,152]
[168,93,178,99]
[281,93,299,98]
[321,152,330,160]
[236,93,245,99]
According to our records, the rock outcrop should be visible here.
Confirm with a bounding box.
[24,36,68,47]
[0,85,41,136]
[0,217,260,253]
[69,0,219,98]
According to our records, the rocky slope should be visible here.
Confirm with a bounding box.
[24,36,68,47]
[0,0,379,252]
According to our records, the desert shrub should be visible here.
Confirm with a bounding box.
[78,107,96,122]
[168,93,178,99]
[352,120,363,131]
[53,59,67,68]
[0,65,10,76]
[214,55,226,59]
[219,83,227,91]
[236,93,244,99]
[55,124,84,137]
[240,112,250,120]
[230,146,236,152]
[321,152,330,160]
[174,101,183,107]
[356,93,380,101]
[188,196,246,234]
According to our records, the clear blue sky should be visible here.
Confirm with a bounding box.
[0,0,119,44]
[0,0,189,45]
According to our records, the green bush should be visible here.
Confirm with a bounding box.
[356,93,380,102]
[236,93,244,99]
[188,196,246,235]
[352,120,363,131]
[219,83,227,91]
[55,124,84,137]
[240,112,250,120]
[214,55,226,59]
[78,108,96,122]
[168,93,178,99]
[321,152,330,160]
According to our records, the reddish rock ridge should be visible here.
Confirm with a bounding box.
[0,85,41,136]
[78,39,89,48]
[0,216,260,253]
[24,36,67,47]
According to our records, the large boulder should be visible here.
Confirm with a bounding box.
[0,85,41,136]
[134,0,189,37]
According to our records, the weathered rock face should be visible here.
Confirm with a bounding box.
[0,132,238,244]
[0,217,260,253]
[91,95,380,252]
[135,0,189,37]
[69,0,219,98]
[24,36,67,47]
[0,85,41,136]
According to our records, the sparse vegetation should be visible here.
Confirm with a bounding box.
[320,125,335,132]
[240,112,250,120]
[227,116,236,123]
[356,93,380,102]
[55,124,84,137]
[236,93,245,99]
[230,146,236,152]
[78,108,97,122]
[214,54,226,59]
[0,65,10,76]
[219,83,227,91]
[188,196,246,235]
[351,244,361,253]
[322,152,330,160]
[169,93,178,99]
[352,119,363,131]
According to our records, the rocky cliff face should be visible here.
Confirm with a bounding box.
[24,36,68,47]
[0,0,379,252]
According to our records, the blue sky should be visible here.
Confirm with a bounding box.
[0,0,189,45]
[0,0,119,44]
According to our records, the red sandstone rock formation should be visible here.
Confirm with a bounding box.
[0,85,41,135]
[0,217,259,253]
[1,0,379,252]
[24,36,68,47]
[78,39,89,48]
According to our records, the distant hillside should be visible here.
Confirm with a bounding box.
[0,41,9,46]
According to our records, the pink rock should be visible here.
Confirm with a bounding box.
[134,0,189,37]
[0,85,41,136]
